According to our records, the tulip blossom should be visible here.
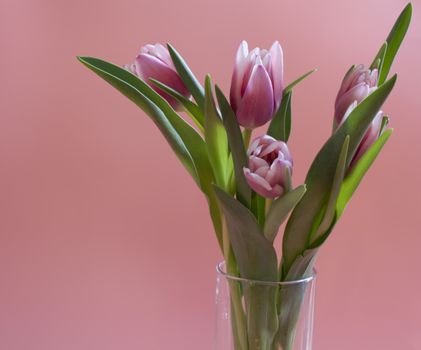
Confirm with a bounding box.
[124,43,190,110]
[230,41,284,129]
[334,64,378,129]
[340,102,385,168]
[243,135,292,198]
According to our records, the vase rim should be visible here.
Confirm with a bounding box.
[216,261,317,286]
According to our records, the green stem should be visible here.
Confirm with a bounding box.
[226,254,249,350]
[265,199,273,216]
[222,219,248,350]
[243,128,253,149]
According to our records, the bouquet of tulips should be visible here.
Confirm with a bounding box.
[78,4,411,350]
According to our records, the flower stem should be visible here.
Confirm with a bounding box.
[243,128,253,149]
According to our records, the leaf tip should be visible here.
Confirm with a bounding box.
[204,75,213,93]
[382,73,398,89]
[405,2,413,15]
[77,56,88,64]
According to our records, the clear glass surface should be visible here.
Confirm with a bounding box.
[215,262,316,350]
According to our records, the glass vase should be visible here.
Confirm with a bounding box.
[215,261,316,350]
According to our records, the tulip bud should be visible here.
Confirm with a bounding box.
[354,111,383,162]
[341,102,385,168]
[334,64,378,129]
[243,135,292,198]
[124,43,190,110]
[230,41,284,129]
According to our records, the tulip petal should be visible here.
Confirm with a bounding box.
[236,64,274,128]
[244,168,277,198]
[260,140,285,157]
[240,50,258,96]
[248,137,262,155]
[136,53,189,109]
[352,111,384,164]
[266,158,289,186]
[336,65,364,100]
[124,62,138,76]
[337,100,358,129]
[230,41,249,111]
[255,165,270,178]
[269,41,284,109]
[249,155,269,171]
[334,83,369,124]
[153,43,174,67]
[271,184,284,198]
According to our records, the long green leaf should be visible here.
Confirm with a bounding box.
[167,44,205,110]
[264,185,306,243]
[78,57,225,249]
[267,90,292,141]
[378,3,412,84]
[282,75,397,275]
[336,128,393,217]
[205,76,229,189]
[309,136,349,244]
[149,78,204,132]
[213,186,278,281]
[78,57,214,186]
[215,85,251,208]
[308,131,393,252]
[215,184,279,349]
[77,56,198,183]
[284,69,317,93]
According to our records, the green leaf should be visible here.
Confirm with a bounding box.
[77,56,199,184]
[149,78,204,132]
[309,136,349,244]
[213,184,280,350]
[251,193,266,227]
[205,76,229,189]
[378,3,412,84]
[167,44,205,110]
[267,69,316,142]
[284,93,292,142]
[267,90,292,142]
[284,248,318,281]
[370,42,388,74]
[336,128,393,218]
[380,115,390,135]
[264,185,307,243]
[284,69,317,93]
[215,85,251,208]
[282,75,397,275]
[213,186,278,281]
[77,57,224,250]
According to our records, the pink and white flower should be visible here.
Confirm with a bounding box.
[243,135,292,198]
[125,43,190,110]
[230,41,284,128]
[334,64,378,128]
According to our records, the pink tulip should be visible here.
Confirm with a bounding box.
[230,41,284,129]
[340,102,385,168]
[334,64,378,128]
[243,135,292,198]
[124,43,190,110]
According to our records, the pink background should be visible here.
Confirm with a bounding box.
[1,0,420,349]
